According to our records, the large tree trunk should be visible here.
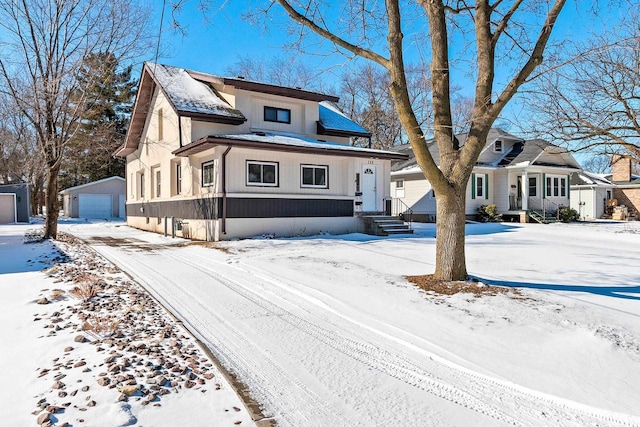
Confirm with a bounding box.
[434,185,468,280]
[44,165,60,239]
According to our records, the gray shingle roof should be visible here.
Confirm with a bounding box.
[391,130,572,173]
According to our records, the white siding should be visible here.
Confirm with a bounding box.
[493,170,510,212]
[394,172,436,215]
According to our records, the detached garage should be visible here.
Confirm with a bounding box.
[0,183,31,223]
[60,176,126,219]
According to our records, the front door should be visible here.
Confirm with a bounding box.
[362,165,377,212]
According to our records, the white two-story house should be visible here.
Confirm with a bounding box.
[115,62,406,240]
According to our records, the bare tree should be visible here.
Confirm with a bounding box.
[0,0,150,238]
[527,20,640,162]
[268,0,567,280]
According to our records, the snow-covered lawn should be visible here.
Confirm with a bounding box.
[0,222,257,427]
[4,219,639,426]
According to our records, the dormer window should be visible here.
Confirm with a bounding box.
[493,140,503,152]
[264,106,291,124]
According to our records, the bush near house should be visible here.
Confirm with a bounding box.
[558,206,579,223]
[477,204,503,222]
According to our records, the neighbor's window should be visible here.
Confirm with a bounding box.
[247,161,278,186]
[546,175,567,197]
[176,163,182,194]
[202,161,215,187]
[140,173,145,199]
[301,164,328,188]
[528,176,537,197]
[476,174,485,198]
[395,179,404,189]
[494,140,503,152]
[264,106,291,124]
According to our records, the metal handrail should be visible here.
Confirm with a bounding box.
[391,197,413,230]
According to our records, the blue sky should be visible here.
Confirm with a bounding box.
[146,0,631,157]
[149,1,627,93]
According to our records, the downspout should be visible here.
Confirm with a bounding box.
[221,145,232,234]
[177,115,183,148]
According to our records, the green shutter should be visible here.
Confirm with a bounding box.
[542,173,546,199]
[485,174,489,199]
[471,173,476,199]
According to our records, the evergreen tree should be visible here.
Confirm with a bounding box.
[60,52,136,189]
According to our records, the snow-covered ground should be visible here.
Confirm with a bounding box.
[0,222,257,426]
[3,219,639,426]
[50,219,640,427]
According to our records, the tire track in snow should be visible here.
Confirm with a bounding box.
[181,250,640,427]
[83,241,350,427]
[171,251,524,426]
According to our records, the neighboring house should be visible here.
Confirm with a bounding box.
[59,176,126,219]
[114,62,406,241]
[570,171,615,220]
[391,129,581,222]
[0,183,31,223]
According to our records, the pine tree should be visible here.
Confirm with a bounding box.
[60,52,136,189]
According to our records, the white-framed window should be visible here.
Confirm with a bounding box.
[247,160,278,186]
[472,173,488,199]
[528,176,538,197]
[176,163,182,194]
[139,172,145,199]
[545,175,567,197]
[264,106,291,124]
[157,108,163,141]
[394,179,405,197]
[202,161,215,187]
[155,170,161,198]
[301,164,328,188]
[493,140,503,152]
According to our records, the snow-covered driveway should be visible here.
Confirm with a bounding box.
[63,220,640,427]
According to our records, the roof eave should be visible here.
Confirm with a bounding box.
[180,110,246,125]
[222,78,339,102]
[173,136,407,160]
[316,122,372,138]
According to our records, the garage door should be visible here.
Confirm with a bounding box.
[0,194,16,223]
[78,194,113,219]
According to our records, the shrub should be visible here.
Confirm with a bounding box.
[558,206,579,223]
[81,314,120,337]
[477,204,503,222]
[70,283,100,301]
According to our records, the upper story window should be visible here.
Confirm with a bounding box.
[202,161,215,187]
[157,108,164,141]
[301,164,328,188]
[247,160,278,186]
[493,140,503,152]
[264,106,291,124]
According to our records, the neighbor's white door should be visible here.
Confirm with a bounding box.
[118,194,126,218]
[362,165,377,212]
[78,194,112,219]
